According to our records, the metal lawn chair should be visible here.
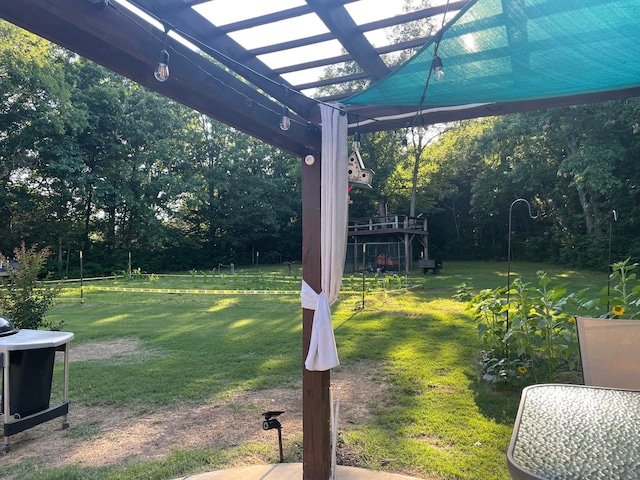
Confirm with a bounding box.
[576,316,640,389]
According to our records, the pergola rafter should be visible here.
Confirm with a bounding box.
[2,1,640,479]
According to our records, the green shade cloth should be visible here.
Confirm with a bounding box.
[345,0,640,108]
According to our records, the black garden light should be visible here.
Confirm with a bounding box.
[262,410,284,463]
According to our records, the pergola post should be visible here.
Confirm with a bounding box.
[301,151,331,479]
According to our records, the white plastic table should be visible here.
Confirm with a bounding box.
[0,329,74,453]
[508,384,640,479]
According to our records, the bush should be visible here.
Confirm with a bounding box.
[0,243,62,330]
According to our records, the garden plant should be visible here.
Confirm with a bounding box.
[460,258,640,388]
[0,243,62,330]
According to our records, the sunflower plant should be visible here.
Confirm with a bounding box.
[608,258,640,318]
[459,271,582,387]
[460,260,640,389]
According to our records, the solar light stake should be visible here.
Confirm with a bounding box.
[80,250,84,303]
[262,411,284,463]
[362,243,366,309]
[506,199,538,354]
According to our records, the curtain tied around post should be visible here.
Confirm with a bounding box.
[302,103,348,371]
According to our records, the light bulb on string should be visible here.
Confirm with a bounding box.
[400,123,410,154]
[431,54,444,82]
[352,131,361,151]
[279,86,291,131]
[400,137,408,154]
[154,27,170,82]
[279,105,291,131]
[154,49,170,82]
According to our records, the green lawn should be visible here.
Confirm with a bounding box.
[0,261,604,480]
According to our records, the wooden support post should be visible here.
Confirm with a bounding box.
[301,152,331,480]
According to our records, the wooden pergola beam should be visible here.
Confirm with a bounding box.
[301,153,330,480]
[306,0,390,82]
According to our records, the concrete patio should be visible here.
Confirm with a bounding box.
[175,463,426,480]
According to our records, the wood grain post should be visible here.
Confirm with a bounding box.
[301,152,331,480]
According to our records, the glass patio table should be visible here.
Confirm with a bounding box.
[507,384,640,479]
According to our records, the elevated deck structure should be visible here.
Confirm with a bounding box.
[348,215,429,274]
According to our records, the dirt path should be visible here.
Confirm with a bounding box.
[1,339,387,475]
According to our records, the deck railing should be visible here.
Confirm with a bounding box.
[348,215,427,232]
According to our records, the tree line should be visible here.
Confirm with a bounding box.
[2,20,640,276]
[0,22,301,276]
[349,100,640,270]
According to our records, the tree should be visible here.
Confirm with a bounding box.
[177,116,301,265]
[0,21,82,253]
[44,60,200,266]
[545,104,625,236]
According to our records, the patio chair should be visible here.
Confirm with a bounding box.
[576,316,640,389]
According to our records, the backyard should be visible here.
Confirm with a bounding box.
[0,261,606,480]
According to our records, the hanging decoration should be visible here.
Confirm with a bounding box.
[347,149,373,188]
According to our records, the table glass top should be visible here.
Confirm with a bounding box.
[512,385,640,479]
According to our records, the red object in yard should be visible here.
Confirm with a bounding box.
[377,254,398,266]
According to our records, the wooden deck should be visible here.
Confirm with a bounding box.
[348,215,428,236]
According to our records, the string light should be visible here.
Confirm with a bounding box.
[431,54,444,82]
[400,123,410,154]
[400,137,408,154]
[413,0,450,129]
[279,86,291,131]
[279,105,291,131]
[154,27,170,82]
[154,49,169,82]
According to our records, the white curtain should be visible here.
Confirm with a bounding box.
[302,103,349,371]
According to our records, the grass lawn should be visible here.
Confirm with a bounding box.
[0,261,604,480]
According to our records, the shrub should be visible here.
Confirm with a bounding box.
[0,243,62,330]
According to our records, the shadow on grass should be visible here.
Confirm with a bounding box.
[467,375,522,426]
